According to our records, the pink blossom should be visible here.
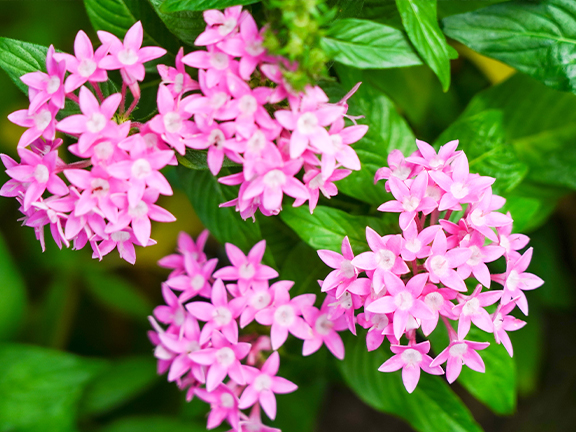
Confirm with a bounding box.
[195,6,245,46]
[452,285,502,339]
[406,139,460,171]
[301,300,347,359]
[95,227,155,264]
[320,119,366,179]
[465,189,511,242]
[357,307,396,351]
[374,149,418,189]
[239,351,298,419]
[400,222,440,262]
[157,47,199,96]
[424,229,471,292]
[165,257,217,301]
[158,230,209,276]
[238,282,278,328]
[54,30,109,92]
[492,301,526,356]
[189,330,250,391]
[153,283,187,328]
[457,231,504,287]
[186,278,245,344]
[195,384,241,430]
[296,167,350,213]
[419,284,457,336]
[430,338,490,383]
[23,194,74,250]
[378,341,443,393]
[324,291,364,335]
[496,216,530,260]
[237,405,281,432]
[21,45,66,113]
[8,99,59,149]
[182,47,236,89]
[213,240,278,293]
[317,236,358,297]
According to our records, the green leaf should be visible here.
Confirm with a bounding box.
[83,270,153,319]
[434,110,528,194]
[34,279,78,348]
[161,0,260,13]
[176,149,240,170]
[279,242,329,297]
[327,0,365,21]
[429,325,516,415]
[280,205,397,254]
[359,0,403,28]
[339,332,483,432]
[0,232,27,341]
[437,0,510,19]
[0,37,47,93]
[332,65,417,205]
[442,0,576,93]
[321,18,423,69]
[0,344,105,432]
[463,73,576,190]
[84,0,180,54]
[395,0,456,91]
[147,0,205,46]
[80,356,159,417]
[100,416,206,432]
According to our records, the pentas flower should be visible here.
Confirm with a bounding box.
[378,341,443,393]
[492,301,527,357]
[237,405,281,432]
[400,222,439,262]
[195,6,245,46]
[158,47,199,97]
[452,285,502,339]
[457,231,504,287]
[96,228,155,264]
[357,307,396,351]
[54,30,109,92]
[424,230,471,292]
[296,167,350,213]
[165,257,218,301]
[8,99,59,149]
[465,189,511,242]
[496,217,530,261]
[153,283,187,328]
[317,236,358,297]
[419,284,457,336]
[406,139,460,172]
[195,384,241,430]
[321,119,367,179]
[302,300,347,359]
[238,283,276,329]
[374,149,418,188]
[239,351,298,420]
[430,337,490,384]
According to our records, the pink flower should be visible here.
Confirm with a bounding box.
[157,47,199,96]
[496,216,530,260]
[321,119,366,179]
[239,351,298,419]
[378,341,443,393]
[8,99,59,149]
[186,278,245,344]
[406,139,460,171]
[296,167,350,213]
[153,283,187,328]
[6,148,68,210]
[96,227,155,264]
[424,229,471,292]
[357,307,396,351]
[351,227,408,293]
[165,257,217,301]
[213,240,279,293]
[182,47,236,89]
[374,149,418,190]
[21,45,66,113]
[366,273,434,340]
[238,282,278,328]
[419,284,457,336]
[452,284,502,339]
[158,230,209,276]
[254,283,315,350]
[195,6,245,46]
[430,338,490,383]
[465,189,511,242]
[56,87,123,155]
[317,236,358,297]
[237,405,281,432]
[400,222,440,262]
[54,30,109,92]
[492,301,526,356]
[457,231,505,287]
[301,302,346,359]
[98,21,166,85]
[189,330,250,392]
[195,384,241,430]
[378,171,438,230]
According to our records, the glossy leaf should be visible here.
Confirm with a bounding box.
[0,37,47,93]
[279,242,329,297]
[321,18,422,69]
[437,0,510,19]
[161,0,260,13]
[443,0,576,93]
[333,65,417,205]
[0,232,27,341]
[147,0,205,46]
[395,0,456,91]
[176,149,239,170]
[0,344,105,432]
[100,416,206,432]
[339,332,483,432]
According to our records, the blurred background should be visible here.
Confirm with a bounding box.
[1,1,576,431]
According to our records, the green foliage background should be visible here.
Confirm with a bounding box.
[1,0,576,431]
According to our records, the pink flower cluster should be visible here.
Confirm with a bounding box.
[315,140,543,393]
[150,231,337,431]
[152,6,366,219]
[1,23,177,263]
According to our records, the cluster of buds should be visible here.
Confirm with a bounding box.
[315,140,543,392]
[1,24,175,263]
[149,231,328,431]
[161,6,366,219]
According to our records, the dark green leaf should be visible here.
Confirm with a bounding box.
[80,356,159,417]
[84,0,180,54]
[333,65,417,205]
[100,416,206,432]
[161,0,260,13]
[0,344,105,432]
[395,0,456,91]
[443,0,576,93]
[437,0,510,19]
[429,325,516,415]
[147,0,205,46]
[359,0,403,28]
[176,149,240,170]
[84,270,153,319]
[434,110,528,194]
[0,37,47,93]
[339,332,483,432]
[0,232,27,341]
[280,205,397,254]
[34,279,78,348]
[279,242,329,297]
[328,0,365,21]
[321,18,422,69]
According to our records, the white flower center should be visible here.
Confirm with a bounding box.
[309,173,324,189]
[46,76,61,94]
[90,178,110,197]
[263,169,286,189]
[402,196,420,212]
[330,134,343,151]
[154,345,173,360]
[111,230,130,243]
[185,340,200,353]
[401,348,422,366]
[426,185,442,201]
[337,292,353,310]
[220,392,235,408]
[507,269,521,291]
[94,141,114,160]
[118,48,138,66]
[208,129,225,148]
[131,158,152,179]
[34,109,52,131]
[173,308,185,326]
[219,18,237,36]
[449,342,468,357]
[469,209,486,227]
[274,305,295,327]
[393,165,411,181]
[315,314,333,335]
[87,112,107,133]
[377,249,396,271]
[250,291,271,310]
[213,306,233,326]
[210,52,229,70]
[173,73,184,94]
[430,255,449,276]
[78,58,97,77]
[395,291,414,311]
[429,157,444,169]
[467,245,483,267]
[406,238,422,254]
[163,112,182,134]
[425,292,444,311]
[129,200,148,218]
[296,112,318,135]
[247,130,266,153]
[246,40,265,56]
[450,182,469,200]
[371,313,389,330]
[462,297,480,316]
[34,164,50,183]
[499,235,510,253]
[210,92,228,109]
[253,374,273,392]
[190,274,205,291]
[239,95,258,116]
[239,262,255,279]
[215,346,235,367]
[340,259,356,279]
